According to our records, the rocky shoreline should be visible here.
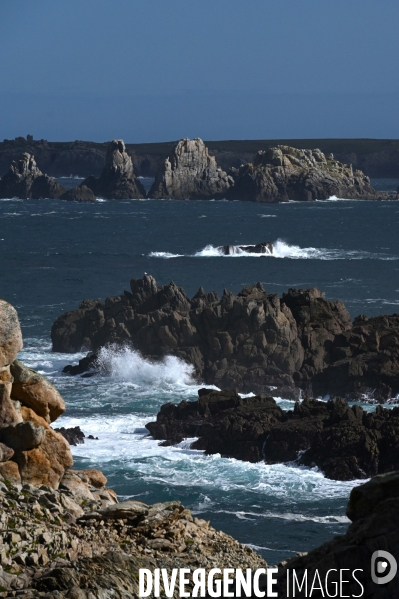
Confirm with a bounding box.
[53,275,399,402]
[0,138,397,202]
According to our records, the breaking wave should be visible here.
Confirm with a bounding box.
[149,239,399,260]
[95,345,197,390]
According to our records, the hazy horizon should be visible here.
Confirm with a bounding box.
[1,1,398,142]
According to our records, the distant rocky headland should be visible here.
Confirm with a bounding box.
[0,136,398,202]
[53,275,399,403]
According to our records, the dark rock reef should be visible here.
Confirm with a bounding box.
[228,145,397,202]
[273,471,399,597]
[146,388,399,481]
[0,153,65,199]
[148,138,234,199]
[51,274,399,401]
[82,139,146,199]
[221,241,274,255]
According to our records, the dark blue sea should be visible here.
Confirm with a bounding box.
[1,176,399,564]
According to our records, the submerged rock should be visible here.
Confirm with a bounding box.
[82,139,145,199]
[228,145,394,202]
[148,137,234,199]
[0,153,65,199]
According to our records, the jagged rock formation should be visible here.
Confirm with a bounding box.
[53,275,399,400]
[227,145,395,202]
[51,275,358,399]
[0,153,65,199]
[273,471,399,597]
[148,138,234,199]
[147,389,399,480]
[60,184,96,202]
[82,139,146,199]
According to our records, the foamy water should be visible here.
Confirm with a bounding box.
[149,239,399,260]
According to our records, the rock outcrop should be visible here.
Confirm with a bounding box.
[82,139,146,199]
[227,145,394,202]
[146,388,399,481]
[222,241,274,255]
[53,275,399,401]
[148,138,234,199]
[0,479,266,597]
[60,184,96,202]
[273,471,399,597]
[0,153,65,199]
[0,299,72,487]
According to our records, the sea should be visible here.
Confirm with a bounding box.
[1,175,399,565]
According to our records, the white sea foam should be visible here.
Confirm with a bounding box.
[95,345,196,390]
[148,251,183,259]
[148,239,399,261]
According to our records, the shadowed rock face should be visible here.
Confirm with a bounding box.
[0,153,65,199]
[52,275,399,401]
[228,145,395,202]
[146,389,399,480]
[60,184,96,202]
[148,137,234,199]
[273,471,399,597]
[82,139,146,199]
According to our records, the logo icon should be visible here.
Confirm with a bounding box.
[371,550,397,585]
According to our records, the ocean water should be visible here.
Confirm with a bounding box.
[1,183,399,564]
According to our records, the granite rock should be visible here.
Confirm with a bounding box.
[82,139,145,199]
[228,145,392,202]
[0,152,65,199]
[148,138,234,199]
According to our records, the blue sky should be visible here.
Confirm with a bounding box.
[1,0,398,141]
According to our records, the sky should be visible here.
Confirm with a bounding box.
[1,0,398,142]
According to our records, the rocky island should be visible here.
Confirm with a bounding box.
[1,137,397,202]
[52,275,399,402]
[147,138,233,200]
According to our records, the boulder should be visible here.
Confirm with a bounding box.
[228,145,386,202]
[60,185,96,202]
[82,139,145,199]
[0,382,22,427]
[0,300,23,367]
[148,138,234,199]
[10,360,66,422]
[0,153,65,199]
[0,421,46,451]
[0,442,13,462]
